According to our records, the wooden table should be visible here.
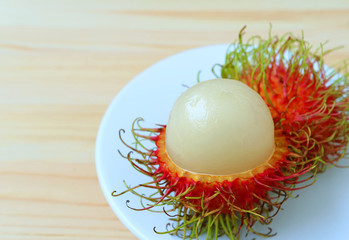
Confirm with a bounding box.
[1,1,348,239]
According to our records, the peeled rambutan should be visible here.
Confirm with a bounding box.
[113,28,349,240]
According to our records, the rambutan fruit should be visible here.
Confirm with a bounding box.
[113,28,349,240]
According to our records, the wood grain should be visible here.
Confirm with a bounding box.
[0,0,348,239]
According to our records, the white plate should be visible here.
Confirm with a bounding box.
[95,44,349,240]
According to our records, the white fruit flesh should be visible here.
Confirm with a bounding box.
[165,79,275,175]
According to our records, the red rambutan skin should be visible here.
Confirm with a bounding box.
[236,53,349,170]
[155,128,291,215]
